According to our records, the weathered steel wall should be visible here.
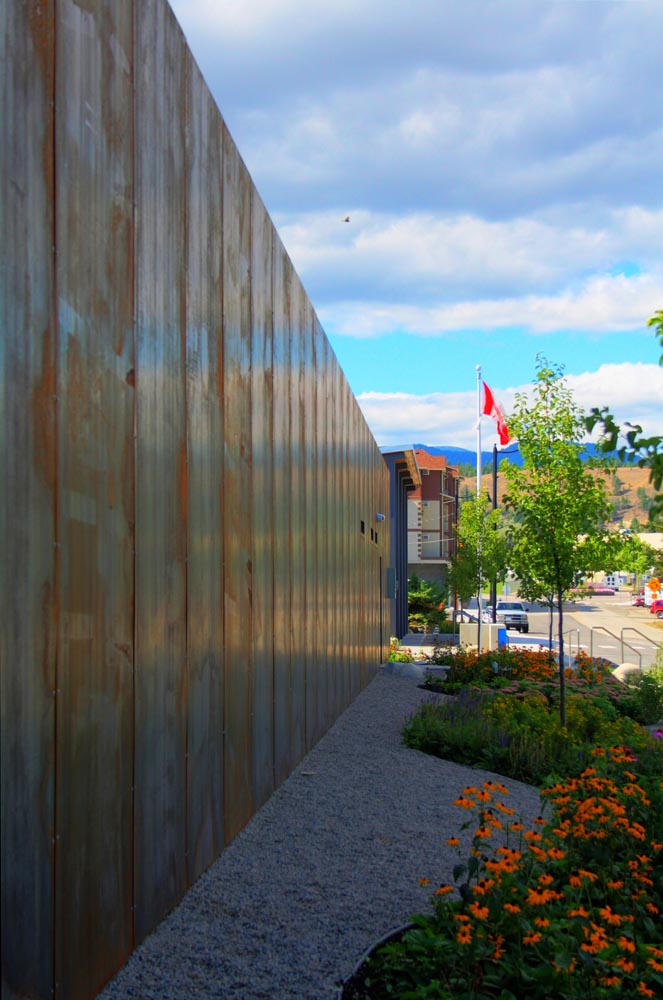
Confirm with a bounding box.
[0,2,390,999]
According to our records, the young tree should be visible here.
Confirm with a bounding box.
[503,356,612,725]
[449,492,508,647]
[614,533,658,589]
[586,310,663,519]
[407,573,448,632]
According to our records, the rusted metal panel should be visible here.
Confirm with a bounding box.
[185,55,225,882]
[222,128,254,842]
[323,339,339,726]
[133,0,188,942]
[319,329,333,724]
[3,3,395,997]
[52,4,135,997]
[250,190,275,809]
[304,307,322,748]
[334,360,349,712]
[288,275,306,760]
[272,238,294,786]
[1,4,56,999]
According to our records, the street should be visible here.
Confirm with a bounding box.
[513,595,662,670]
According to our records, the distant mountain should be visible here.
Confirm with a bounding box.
[414,442,620,469]
[414,444,524,467]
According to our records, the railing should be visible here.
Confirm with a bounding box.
[590,626,641,669]
[563,628,581,658]
[620,627,660,669]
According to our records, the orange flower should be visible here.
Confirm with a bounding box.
[434,885,454,896]
[490,934,505,961]
[456,925,472,945]
[569,907,589,918]
[617,936,636,953]
[648,959,663,973]
[526,887,559,906]
[469,901,489,920]
[484,780,509,795]
[537,873,554,886]
[474,826,493,839]
[534,917,550,928]
[548,847,565,860]
[447,837,460,847]
[523,932,542,946]
[454,797,476,810]
[599,906,623,926]
[617,958,635,973]
[418,878,430,886]
[524,830,542,842]
[504,903,521,914]
[637,984,654,998]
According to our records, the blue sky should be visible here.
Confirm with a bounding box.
[170,0,663,451]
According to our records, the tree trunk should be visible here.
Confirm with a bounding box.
[557,593,566,727]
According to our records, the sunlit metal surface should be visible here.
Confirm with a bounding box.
[1,1,390,998]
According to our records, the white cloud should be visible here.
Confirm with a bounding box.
[359,363,663,449]
[321,271,662,339]
[275,206,663,313]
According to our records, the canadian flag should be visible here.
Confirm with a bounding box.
[482,382,511,445]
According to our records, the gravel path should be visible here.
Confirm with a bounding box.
[97,665,541,1000]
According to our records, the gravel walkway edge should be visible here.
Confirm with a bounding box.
[97,666,542,1000]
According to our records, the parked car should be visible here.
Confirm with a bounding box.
[650,599,663,619]
[494,600,529,633]
[632,592,645,607]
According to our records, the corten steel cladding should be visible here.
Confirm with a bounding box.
[52,4,135,998]
[1,4,57,1000]
[1,1,391,998]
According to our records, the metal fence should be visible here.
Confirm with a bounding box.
[0,3,390,998]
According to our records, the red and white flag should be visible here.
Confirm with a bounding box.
[482,382,511,445]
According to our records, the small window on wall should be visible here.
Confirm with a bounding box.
[375,531,378,544]
[360,520,365,534]
[370,528,374,540]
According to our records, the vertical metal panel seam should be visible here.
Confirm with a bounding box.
[269,231,276,794]
[51,1,61,994]
[182,38,190,891]
[219,121,226,830]
[130,0,137,954]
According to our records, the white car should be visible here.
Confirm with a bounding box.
[495,601,529,633]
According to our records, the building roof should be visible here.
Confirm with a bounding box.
[413,448,457,472]
[380,445,421,488]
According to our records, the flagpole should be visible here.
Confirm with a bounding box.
[476,365,482,650]
[476,365,482,496]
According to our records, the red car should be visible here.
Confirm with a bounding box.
[632,593,645,607]
[650,598,663,619]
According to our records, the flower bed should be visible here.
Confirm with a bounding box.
[343,650,663,1000]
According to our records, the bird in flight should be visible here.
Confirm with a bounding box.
[342,215,350,223]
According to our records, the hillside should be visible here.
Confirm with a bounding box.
[460,465,658,528]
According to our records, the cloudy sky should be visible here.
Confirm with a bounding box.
[170,0,663,451]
